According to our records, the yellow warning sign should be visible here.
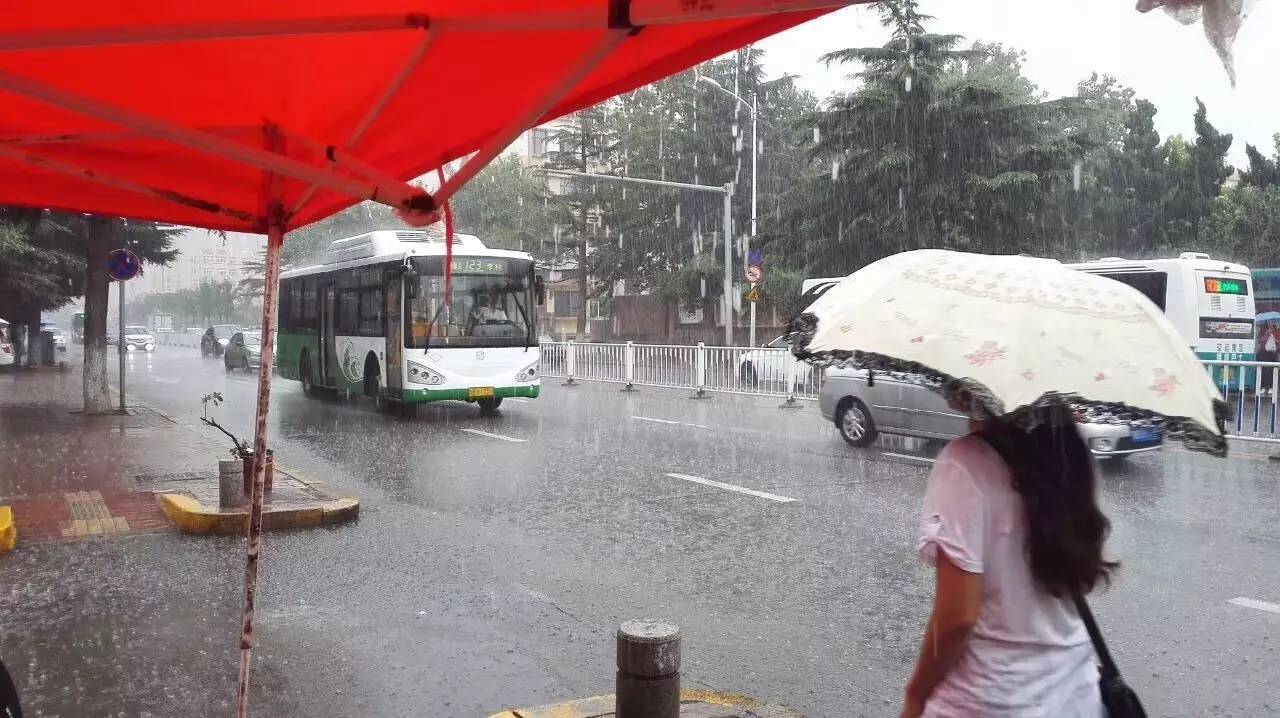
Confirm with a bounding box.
[746,286,760,303]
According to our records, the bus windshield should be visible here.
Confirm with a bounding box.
[407,256,535,348]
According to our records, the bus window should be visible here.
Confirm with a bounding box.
[1092,270,1168,311]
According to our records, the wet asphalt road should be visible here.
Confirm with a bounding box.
[3,345,1279,717]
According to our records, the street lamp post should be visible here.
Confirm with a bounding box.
[699,76,757,348]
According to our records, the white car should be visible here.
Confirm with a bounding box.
[736,336,814,389]
[121,326,156,352]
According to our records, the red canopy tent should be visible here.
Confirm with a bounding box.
[0,1,866,713]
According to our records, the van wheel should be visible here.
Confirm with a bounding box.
[478,397,503,414]
[837,398,876,447]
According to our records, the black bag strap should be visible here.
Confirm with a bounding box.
[1071,592,1121,681]
[974,431,1123,681]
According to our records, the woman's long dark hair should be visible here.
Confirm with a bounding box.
[983,406,1117,597]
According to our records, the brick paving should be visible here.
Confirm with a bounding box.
[0,367,223,542]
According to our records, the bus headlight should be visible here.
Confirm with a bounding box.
[407,361,446,385]
[516,360,539,382]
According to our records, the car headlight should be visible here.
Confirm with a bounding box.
[407,361,446,385]
[516,360,539,382]
[1089,437,1115,452]
[219,338,228,346]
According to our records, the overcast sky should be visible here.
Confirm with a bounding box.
[756,0,1277,165]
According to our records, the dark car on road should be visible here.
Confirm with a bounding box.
[201,324,241,357]
[223,331,266,373]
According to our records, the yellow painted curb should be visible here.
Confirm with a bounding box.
[487,689,803,718]
[159,493,358,536]
[0,506,16,553]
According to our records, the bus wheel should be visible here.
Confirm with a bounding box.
[478,397,503,414]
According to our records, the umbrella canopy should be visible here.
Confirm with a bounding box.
[1255,311,1280,324]
[0,1,857,234]
[790,249,1229,456]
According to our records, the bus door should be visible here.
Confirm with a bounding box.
[320,282,337,386]
[384,270,403,397]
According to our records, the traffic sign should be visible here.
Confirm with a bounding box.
[747,250,763,267]
[746,285,760,303]
[744,265,762,283]
[107,248,141,281]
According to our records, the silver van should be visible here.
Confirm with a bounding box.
[819,367,1163,459]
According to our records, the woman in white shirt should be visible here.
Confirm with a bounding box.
[902,399,1114,718]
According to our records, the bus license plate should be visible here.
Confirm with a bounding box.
[1131,427,1160,444]
[468,387,495,399]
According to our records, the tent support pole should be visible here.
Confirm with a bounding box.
[290,28,440,218]
[0,14,430,52]
[0,144,256,224]
[236,160,285,718]
[0,68,419,210]
[434,28,629,205]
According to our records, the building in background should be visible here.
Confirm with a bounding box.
[132,229,264,297]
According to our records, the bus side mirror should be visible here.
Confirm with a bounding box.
[535,276,546,306]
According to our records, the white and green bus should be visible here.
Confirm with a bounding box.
[277,229,543,412]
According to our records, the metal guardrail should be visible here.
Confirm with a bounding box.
[155,332,202,348]
[1203,360,1280,444]
[541,343,1280,443]
[540,341,819,403]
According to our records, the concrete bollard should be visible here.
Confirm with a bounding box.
[616,619,681,718]
[218,459,247,509]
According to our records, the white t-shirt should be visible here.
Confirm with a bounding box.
[917,435,1102,718]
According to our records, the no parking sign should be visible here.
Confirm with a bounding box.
[107,248,140,281]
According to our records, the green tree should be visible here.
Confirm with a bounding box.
[0,210,84,365]
[1201,184,1280,267]
[74,216,182,413]
[450,154,570,259]
[791,0,1092,273]
[1239,137,1280,188]
[1165,99,1233,245]
[281,201,395,268]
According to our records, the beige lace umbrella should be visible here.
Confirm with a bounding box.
[789,249,1229,456]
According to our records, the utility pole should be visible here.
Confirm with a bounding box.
[699,75,756,347]
[576,114,590,339]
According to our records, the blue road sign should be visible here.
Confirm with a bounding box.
[107,248,141,281]
[747,250,763,267]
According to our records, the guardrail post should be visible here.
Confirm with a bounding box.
[779,355,801,409]
[622,341,636,391]
[692,342,709,399]
[562,341,577,386]
[616,619,680,718]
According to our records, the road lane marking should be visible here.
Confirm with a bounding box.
[151,377,180,384]
[460,428,526,443]
[662,473,797,503]
[632,415,709,429]
[1228,597,1280,614]
[509,398,530,403]
[882,452,935,465]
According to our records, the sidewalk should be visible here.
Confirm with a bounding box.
[490,689,805,718]
[0,364,356,548]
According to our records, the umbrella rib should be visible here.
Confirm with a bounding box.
[0,14,430,52]
[0,126,261,146]
[0,143,257,224]
[0,68,420,213]
[288,27,439,221]
[435,28,630,206]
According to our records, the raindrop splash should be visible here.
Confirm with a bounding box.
[675,203,682,229]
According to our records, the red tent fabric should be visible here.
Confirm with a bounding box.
[0,1,860,233]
